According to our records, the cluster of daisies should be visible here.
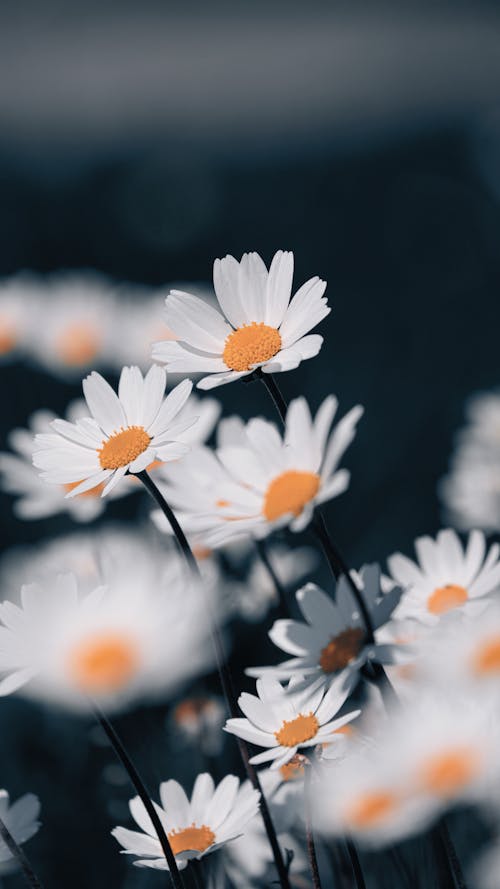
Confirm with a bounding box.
[1,249,499,888]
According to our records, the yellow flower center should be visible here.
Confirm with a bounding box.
[69,634,139,693]
[223,322,282,372]
[168,824,215,855]
[279,755,306,782]
[263,470,320,522]
[0,322,16,355]
[319,627,364,673]
[63,480,105,499]
[346,792,397,829]
[56,323,100,366]
[98,426,151,470]
[419,747,480,797]
[427,584,468,616]
[472,636,500,675]
[275,712,319,747]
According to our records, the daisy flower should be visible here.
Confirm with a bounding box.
[0,571,214,713]
[0,402,131,522]
[247,565,402,684]
[387,529,500,625]
[224,674,360,769]
[0,275,40,362]
[112,773,260,871]
[0,790,40,866]
[152,250,330,389]
[32,365,195,498]
[222,818,306,889]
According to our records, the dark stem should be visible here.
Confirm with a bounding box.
[137,471,292,889]
[255,539,289,618]
[304,767,323,889]
[92,703,184,889]
[255,368,288,423]
[0,817,44,889]
[345,839,367,889]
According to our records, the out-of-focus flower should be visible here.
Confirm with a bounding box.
[225,674,359,769]
[387,529,500,626]
[231,544,318,622]
[0,402,132,522]
[33,366,194,497]
[0,790,40,867]
[152,250,330,389]
[0,570,214,713]
[247,566,401,684]
[169,695,226,757]
[0,275,40,362]
[112,773,260,871]
[221,813,306,889]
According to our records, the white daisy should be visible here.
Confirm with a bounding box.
[247,566,402,684]
[0,790,40,866]
[152,250,330,389]
[32,365,195,498]
[0,571,214,713]
[112,773,260,871]
[221,818,306,889]
[0,274,40,362]
[224,674,360,769]
[0,402,131,522]
[387,529,500,625]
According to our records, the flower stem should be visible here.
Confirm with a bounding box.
[255,367,288,423]
[434,821,468,889]
[345,839,367,889]
[136,470,292,889]
[92,703,184,889]
[304,766,323,889]
[255,539,289,618]
[0,816,44,889]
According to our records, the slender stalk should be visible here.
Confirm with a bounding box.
[92,703,184,889]
[304,766,323,889]
[136,471,292,889]
[255,367,287,423]
[0,817,44,889]
[255,539,289,617]
[345,839,367,889]
[434,821,468,889]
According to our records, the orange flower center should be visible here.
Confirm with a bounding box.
[346,792,397,829]
[280,754,306,782]
[275,712,319,747]
[419,747,480,797]
[63,480,105,499]
[319,627,364,673]
[69,634,139,693]
[472,636,500,675]
[263,470,320,522]
[427,584,468,616]
[56,323,100,366]
[0,323,16,354]
[99,426,151,470]
[223,323,282,372]
[168,824,215,855]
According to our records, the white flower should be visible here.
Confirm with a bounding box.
[0,402,131,522]
[152,250,330,389]
[247,566,402,684]
[222,819,306,889]
[387,529,500,625]
[32,365,195,498]
[0,571,214,713]
[112,773,260,871]
[224,674,359,769]
[0,790,40,866]
[0,275,39,362]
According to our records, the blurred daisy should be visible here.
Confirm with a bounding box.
[169,695,226,757]
[222,818,306,889]
[387,529,500,625]
[231,544,318,622]
[225,674,359,769]
[0,790,40,867]
[0,571,214,713]
[112,773,260,870]
[0,275,40,362]
[247,566,402,684]
[33,366,194,498]
[0,403,131,522]
[152,250,330,389]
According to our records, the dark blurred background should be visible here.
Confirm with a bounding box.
[1,1,500,885]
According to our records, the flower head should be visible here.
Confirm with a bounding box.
[152,250,330,389]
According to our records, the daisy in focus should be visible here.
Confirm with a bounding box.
[0,790,40,868]
[387,529,500,625]
[112,773,260,871]
[152,250,330,389]
[224,674,360,768]
[247,565,402,684]
[32,365,195,498]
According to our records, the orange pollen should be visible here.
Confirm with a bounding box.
[419,748,480,797]
[69,634,139,693]
[263,470,320,522]
[280,755,306,782]
[145,458,164,473]
[334,725,355,737]
[472,636,500,675]
[168,824,215,855]
[223,322,282,372]
[56,323,100,366]
[63,480,105,499]
[98,426,151,470]
[319,627,364,673]
[427,584,468,615]
[216,499,231,508]
[275,712,319,747]
[192,545,213,561]
[346,792,397,829]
